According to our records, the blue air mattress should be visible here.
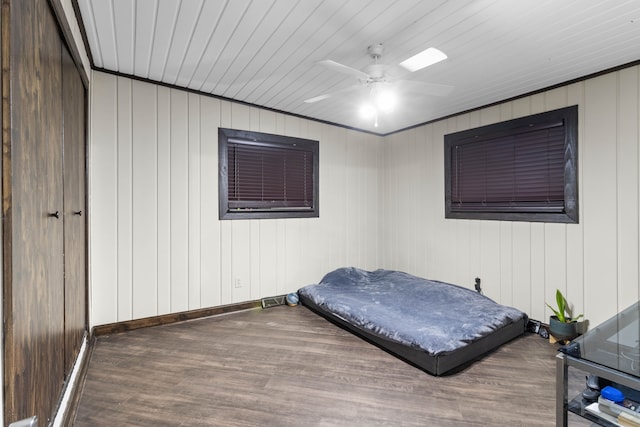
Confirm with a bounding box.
[298,267,527,375]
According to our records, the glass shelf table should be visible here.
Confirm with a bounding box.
[556,301,640,426]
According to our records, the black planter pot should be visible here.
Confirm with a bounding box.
[549,315,578,340]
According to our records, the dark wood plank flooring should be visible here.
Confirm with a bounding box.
[73,305,588,426]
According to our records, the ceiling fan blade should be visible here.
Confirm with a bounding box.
[384,64,412,81]
[319,60,370,80]
[398,80,454,97]
[304,84,362,104]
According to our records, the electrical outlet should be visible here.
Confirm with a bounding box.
[234,278,243,288]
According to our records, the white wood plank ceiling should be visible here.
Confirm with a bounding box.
[78,0,640,134]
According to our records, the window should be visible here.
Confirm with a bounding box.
[444,105,578,223]
[218,128,319,219]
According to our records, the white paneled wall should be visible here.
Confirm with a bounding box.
[382,66,640,327]
[91,65,640,329]
[89,71,383,326]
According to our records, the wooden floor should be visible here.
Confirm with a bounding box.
[73,305,589,426]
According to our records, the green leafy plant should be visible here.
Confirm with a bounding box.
[546,289,583,323]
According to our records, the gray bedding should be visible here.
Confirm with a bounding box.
[298,267,527,357]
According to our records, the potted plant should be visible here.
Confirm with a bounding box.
[546,289,583,340]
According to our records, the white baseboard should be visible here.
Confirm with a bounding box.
[52,334,89,427]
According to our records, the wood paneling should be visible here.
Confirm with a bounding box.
[199,95,221,308]
[62,42,87,375]
[91,62,640,333]
[383,65,640,327]
[582,74,619,324]
[89,72,384,327]
[89,72,119,326]
[3,0,65,423]
[169,88,190,313]
[617,67,640,305]
[131,80,158,319]
[2,0,88,423]
[116,76,133,319]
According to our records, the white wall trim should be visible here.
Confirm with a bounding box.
[52,335,89,427]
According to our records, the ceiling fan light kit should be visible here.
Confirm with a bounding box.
[359,104,376,120]
[372,87,396,113]
[359,104,380,128]
[359,85,397,127]
[307,43,451,128]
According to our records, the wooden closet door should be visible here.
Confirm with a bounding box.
[2,0,65,424]
[62,43,87,374]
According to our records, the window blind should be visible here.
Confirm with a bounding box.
[450,124,566,213]
[227,140,314,210]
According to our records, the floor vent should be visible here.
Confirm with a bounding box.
[261,295,287,309]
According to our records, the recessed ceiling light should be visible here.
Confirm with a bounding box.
[399,47,447,72]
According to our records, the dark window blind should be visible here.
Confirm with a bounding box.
[451,124,565,213]
[227,140,314,210]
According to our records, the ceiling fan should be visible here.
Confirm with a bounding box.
[304,43,454,106]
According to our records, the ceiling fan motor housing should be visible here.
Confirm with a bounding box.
[365,44,386,82]
[364,64,386,81]
[367,43,384,59]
